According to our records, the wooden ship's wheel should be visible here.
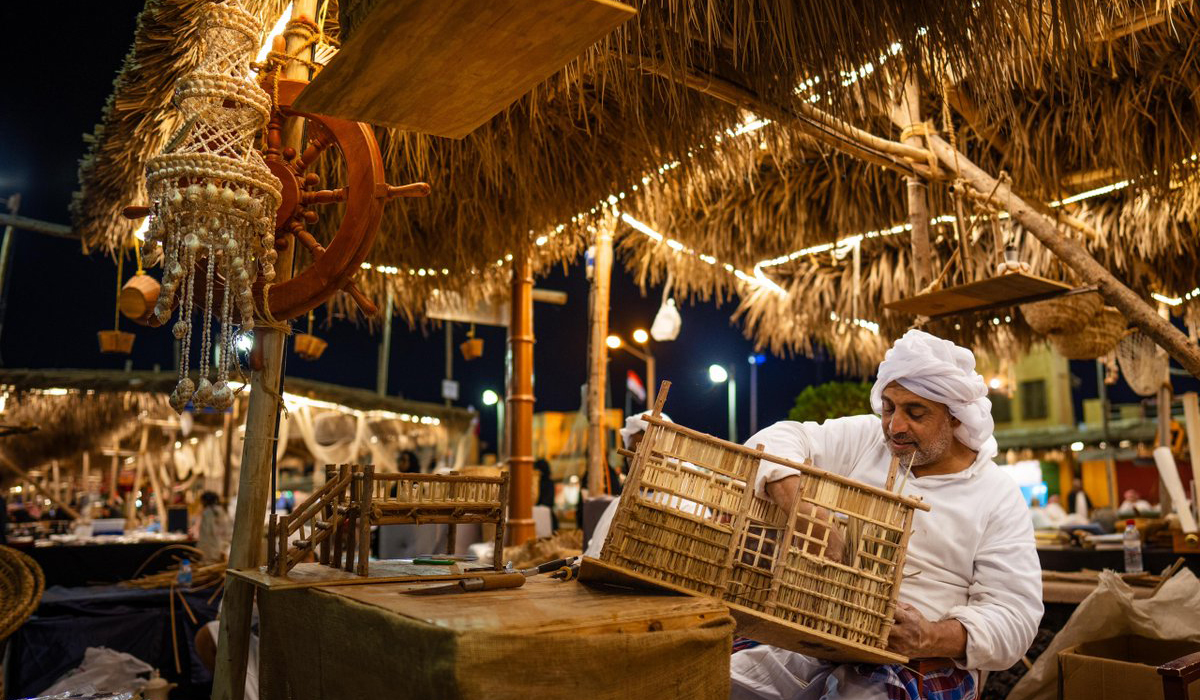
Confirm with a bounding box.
[124,76,429,324]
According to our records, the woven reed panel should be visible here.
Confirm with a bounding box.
[586,404,926,664]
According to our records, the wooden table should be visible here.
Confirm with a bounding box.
[250,572,735,700]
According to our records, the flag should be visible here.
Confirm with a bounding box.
[626,369,646,403]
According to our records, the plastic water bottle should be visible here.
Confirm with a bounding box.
[1123,520,1143,574]
[177,558,193,587]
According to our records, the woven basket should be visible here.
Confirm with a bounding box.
[1020,292,1102,335]
[0,545,44,641]
[1049,306,1128,359]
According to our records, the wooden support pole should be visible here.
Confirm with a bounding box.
[357,465,373,574]
[922,133,1200,377]
[507,253,536,545]
[586,223,615,495]
[212,3,316,699]
[108,437,120,506]
[892,74,933,290]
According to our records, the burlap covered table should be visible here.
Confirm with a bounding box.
[256,576,735,699]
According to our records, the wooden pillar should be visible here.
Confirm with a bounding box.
[212,4,316,699]
[108,437,120,505]
[921,133,1200,378]
[507,252,536,544]
[586,223,614,494]
[221,407,235,500]
[893,74,932,290]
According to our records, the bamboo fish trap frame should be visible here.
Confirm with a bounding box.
[267,465,508,577]
[581,382,929,664]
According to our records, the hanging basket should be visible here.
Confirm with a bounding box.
[460,337,484,361]
[98,330,136,354]
[294,333,328,360]
[119,274,162,326]
[1019,291,1102,335]
[1048,306,1128,360]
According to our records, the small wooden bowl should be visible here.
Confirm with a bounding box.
[98,330,135,354]
[294,333,328,360]
[459,337,484,361]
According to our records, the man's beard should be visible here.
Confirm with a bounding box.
[884,427,953,466]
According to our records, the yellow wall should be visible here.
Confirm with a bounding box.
[983,343,1074,429]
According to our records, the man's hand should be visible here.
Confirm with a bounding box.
[886,602,968,659]
[765,476,846,563]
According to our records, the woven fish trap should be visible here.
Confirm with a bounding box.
[1048,306,1129,360]
[586,382,927,664]
[1020,291,1102,335]
[0,545,44,641]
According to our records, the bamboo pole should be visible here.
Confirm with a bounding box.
[586,222,615,495]
[507,252,536,544]
[624,54,935,180]
[108,437,120,506]
[891,74,933,290]
[212,4,316,699]
[921,133,1200,377]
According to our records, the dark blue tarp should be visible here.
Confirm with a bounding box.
[5,585,221,699]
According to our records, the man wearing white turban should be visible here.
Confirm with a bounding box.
[730,330,1041,700]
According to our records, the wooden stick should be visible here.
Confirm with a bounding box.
[921,133,1200,377]
[357,465,373,575]
[169,584,182,674]
[892,73,933,289]
[494,471,509,570]
[177,587,199,625]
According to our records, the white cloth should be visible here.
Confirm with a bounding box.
[870,330,993,451]
[733,415,1042,698]
[618,411,671,449]
[197,504,232,562]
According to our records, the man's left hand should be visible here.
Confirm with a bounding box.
[886,603,968,659]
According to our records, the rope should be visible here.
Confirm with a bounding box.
[899,120,939,176]
[255,283,294,335]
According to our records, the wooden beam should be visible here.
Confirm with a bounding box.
[943,84,1009,155]
[625,54,935,180]
[1094,0,1193,41]
[892,74,933,289]
[923,133,1200,377]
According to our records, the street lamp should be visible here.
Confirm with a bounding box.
[708,363,736,443]
[747,353,765,435]
[611,330,657,405]
[481,389,504,460]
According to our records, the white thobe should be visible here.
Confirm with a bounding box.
[731,415,1042,699]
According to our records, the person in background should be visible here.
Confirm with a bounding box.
[533,459,559,532]
[1029,498,1052,530]
[1117,488,1153,516]
[1066,477,1092,519]
[196,491,232,563]
[1043,494,1068,524]
[398,450,422,474]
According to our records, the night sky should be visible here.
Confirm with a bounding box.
[2,1,1194,456]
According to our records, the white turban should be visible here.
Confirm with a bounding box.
[619,411,671,449]
[869,330,994,451]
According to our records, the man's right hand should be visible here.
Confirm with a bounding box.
[765,475,847,563]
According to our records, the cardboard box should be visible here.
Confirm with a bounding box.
[1059,635,1200,700]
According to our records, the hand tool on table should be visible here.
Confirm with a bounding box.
[404,572,527,596]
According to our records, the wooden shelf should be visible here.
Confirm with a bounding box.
[884,272,1073,318]
[293,0,637,138]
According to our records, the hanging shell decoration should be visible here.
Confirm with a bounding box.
[142,0,282,414]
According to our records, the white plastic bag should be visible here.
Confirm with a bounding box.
[650,298,681,342]
[40,647,153,698]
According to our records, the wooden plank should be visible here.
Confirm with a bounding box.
[293,0,637,139]
[227,560,500,591]
[884,272,1073,317]
[578,557,905,664]
[325,575,728,636]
